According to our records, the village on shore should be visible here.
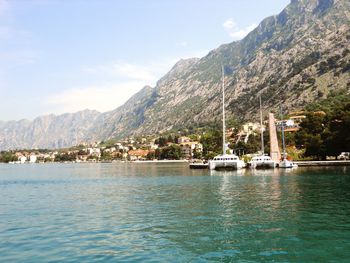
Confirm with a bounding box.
[1,110,348,164]
[2,86,350,165]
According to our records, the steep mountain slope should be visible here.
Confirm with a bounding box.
[89,85,156,140]
[127,0,350,135]
[0,0,349,150]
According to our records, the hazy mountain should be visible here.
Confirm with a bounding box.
[1,0,349,150]
[0,110,101,150]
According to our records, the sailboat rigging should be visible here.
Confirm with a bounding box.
[278,104,298,168]
[248,96,276,169]
[209,66,245,170]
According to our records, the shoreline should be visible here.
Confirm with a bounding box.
[3,160,350,167]
[4,159,189,165]
[294,160,350,166]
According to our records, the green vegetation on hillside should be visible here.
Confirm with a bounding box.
[0,152,17,163]
[295,90,350,160]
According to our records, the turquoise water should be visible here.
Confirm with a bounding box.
[0,163,350,262]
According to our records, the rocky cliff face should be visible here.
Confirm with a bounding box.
[0,0,349,150]
[0,110,101,150]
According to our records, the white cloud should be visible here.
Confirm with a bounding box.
[45,81,147,114]
[51,60,177,114]
[82,61,158,86]
[223,18,257,40]
[50,55,204,114]
[223,18,236,31]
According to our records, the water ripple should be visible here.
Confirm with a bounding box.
[0,164,350,261]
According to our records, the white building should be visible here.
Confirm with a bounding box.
[29,154,37,163]
[18,156,27,164]
[234,122,263,144]
[180,142,203,159]
[149,142,159,150]
[87,148,101,158]
[178,136,191,144]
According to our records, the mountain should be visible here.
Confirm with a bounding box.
[0,0,349,150]
[0,110,101,150]
[100,0,350,136]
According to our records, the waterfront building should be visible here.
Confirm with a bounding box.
[180,141,203,159]
[128,149,150,161]
[29,154,37,163]
[19,156,27,164]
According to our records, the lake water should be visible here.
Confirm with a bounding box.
[1,163,350,262]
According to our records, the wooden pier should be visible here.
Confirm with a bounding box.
[295,160,350,166]
[189,163,209,169]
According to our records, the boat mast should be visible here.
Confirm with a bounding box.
[222,65,226,155]
[259,96,264,155]
[280,104,286,160]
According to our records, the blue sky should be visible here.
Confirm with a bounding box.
[0,0,289,121]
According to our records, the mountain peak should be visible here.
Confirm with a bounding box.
[289,0,335,14]
[156,57,199,87]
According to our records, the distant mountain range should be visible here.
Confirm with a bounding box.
[1,0,349,150]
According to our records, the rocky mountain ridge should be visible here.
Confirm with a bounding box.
[0,110,101,150]
[0,0,349,150]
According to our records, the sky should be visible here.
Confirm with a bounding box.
[0,0,290,121]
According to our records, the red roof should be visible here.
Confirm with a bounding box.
[128,149,149,157]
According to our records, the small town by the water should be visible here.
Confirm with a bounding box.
[2,106,349,167]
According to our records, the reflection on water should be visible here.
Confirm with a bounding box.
[0,163,349,262]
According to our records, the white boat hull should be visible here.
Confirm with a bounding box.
[249,161,276,169]
[248,155,277,169]
[209,160,245,170]
[279,159,298,168]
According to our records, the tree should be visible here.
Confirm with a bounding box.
[200,130,222,159]
[156,136,168,147]
[155,148,161,159]
[192,147,203,159]
[167,135,174,143]
[101,151,112,161]
[304,134,327,160]
[159,145,183,160]
[146,151,155,160]
[296,112,328,160]
[0,152,17,163]
[54,153,77,162]
[325,103,350,158]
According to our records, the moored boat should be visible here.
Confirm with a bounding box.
[208,65,245,170]
[248,96,276,169]
[209,154,245,170]
[279,158,298,168]
[278,104,298,169]
[249,155,277,169]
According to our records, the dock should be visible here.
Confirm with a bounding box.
[189,163,209,169]
[295,160,350,167]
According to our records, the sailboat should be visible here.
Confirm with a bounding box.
[248,96,277,169]
[208,66,245,170]
[278,104,298,168]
